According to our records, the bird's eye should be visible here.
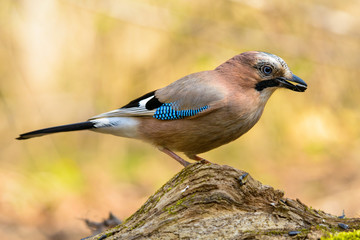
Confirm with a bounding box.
[261,66,273,75]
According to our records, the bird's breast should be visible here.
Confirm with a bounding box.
[137,103,266,156]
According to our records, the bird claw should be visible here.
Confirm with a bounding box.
[199,159,211,164]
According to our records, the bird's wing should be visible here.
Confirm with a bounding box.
[88,91,158,119]
[89,71,226,121]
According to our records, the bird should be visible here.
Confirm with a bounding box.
[17,51,307,167]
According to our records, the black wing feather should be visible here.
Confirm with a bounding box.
[121,90,157,109]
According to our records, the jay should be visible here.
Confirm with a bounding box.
[17,51,307,167]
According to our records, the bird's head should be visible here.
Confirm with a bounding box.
[216,51,307,95]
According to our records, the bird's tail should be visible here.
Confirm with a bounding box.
[16,121,95,140]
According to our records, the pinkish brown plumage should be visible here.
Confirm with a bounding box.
[17,51,307,167]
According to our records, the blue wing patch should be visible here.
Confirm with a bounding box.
[153,103,209,120]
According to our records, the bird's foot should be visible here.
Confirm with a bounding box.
[189,155,212,164]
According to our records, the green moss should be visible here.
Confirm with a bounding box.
[96,230,116,239]
[313,223,345,237]
[164,193,197,215]
[267,229,309,237]
[115,165,200,229]
[321,230,360,240]
[121,202,149,226]
[130,220,146,230]
[176,198,185,206]
[266,230,287,235]
[172,162,204,187]
[165,205,176,214]
[244,229,309,238]
[165,198,187,214]
[122,178,175,225]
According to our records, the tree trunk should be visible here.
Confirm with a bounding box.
[84,161,360,239]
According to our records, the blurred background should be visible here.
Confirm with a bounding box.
[1,0,360,239]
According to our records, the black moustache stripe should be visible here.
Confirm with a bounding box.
[255,79,280,91]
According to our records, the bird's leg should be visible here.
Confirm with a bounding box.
[158,147,191,167]
[188,155,212,164]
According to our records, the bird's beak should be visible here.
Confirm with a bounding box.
[276,74,307,92]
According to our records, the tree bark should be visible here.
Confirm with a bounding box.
[84,161,360,239]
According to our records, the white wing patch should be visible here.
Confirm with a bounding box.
[139,96,153,108]
[88,96,156,120]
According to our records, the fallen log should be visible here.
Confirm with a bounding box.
[84,161,360,239]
